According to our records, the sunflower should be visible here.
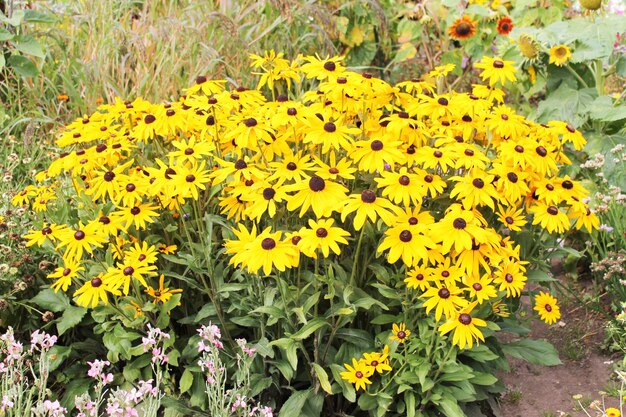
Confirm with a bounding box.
[549,45,572,67]
[340,358,373,391]
[474,56,517,86]
[517,34,540,61]
[533,291,561,325]
[438,302,487,349]
[390,323,411,344]
[448,15,478,40]
[496,16,514,35]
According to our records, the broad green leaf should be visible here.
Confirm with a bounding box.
[531,85,597,127]
[330,364,356,402]
[405,391,416,417]
[56,305,87,335]
[14,36,44,58]
[7,54,38,77]
[48,345,71,372]
[180,369,194,394]
[270,338,299,370]
[31,289,70,312]
[460,345,499,362]
[437,396,464,417]
[358,392,378,411]
[588,96,626,122]
[289,318,329,341]
[2,10,25,26]
[23,9,59,23]
[471,372,498,386]
[502,339,561,366]
[312,363,333,394]
[370,314,399,325]
[334,328,373,347]
[0,28,13,41]
[278,389,311,417]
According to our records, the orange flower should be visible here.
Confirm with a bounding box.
[448,16,477,40]
[496,16,514,35]
[57,94,69,102]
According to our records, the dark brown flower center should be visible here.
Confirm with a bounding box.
[562,180,573,190]
[472,283,482,291]
[323,61,336,71]
[74,230,85,240]
[501,114,509,121]
[438,288,451,298]
[99,216,111,225]
[507,172,518,183]
[196,75,207,84]
[472,178,484,188]
[287,107,297,116]
[184,148,194,155]
[309,176,325,192]
[130,207,141,215]
[547,206,559,215]
[361,190,376,203]
[453,218,467,229]
[505,216,514,224]
[42,227,52,235]
[261,238,276,250]
[545,304,552,312]
[399,230,412,242]
[566,124,576,133]
[91,277,102,287]
[397,331,406,339]
[245,118,257,127]
[63,268,71,276]
[370,140,383,151]
[126,183,136,192]
[329,167,339,174]
[355,371,364,378]
[416,273,424,281]
[186,174,196,183]
[123,266,134,276]
[235,159,247,170]
[464,149,474,156]
[316,228,328,238]
[456,23,471,36]
[138,254,146,261]
[459,314,472,325]
[424,174,433,183]
[286,162,297,171]
[493,60,505,68]
[291,236,301,245]
[505,273,513,283]
[433,150,443,158]
[399,175,410,186]
[514,145,524,153]
[535,146,548,157]
[408,217,418,225]
[324,122,336,133]
[144,114,156,124]
[104,171,115,182]
[263,188,276,200]
[438,97,449,106]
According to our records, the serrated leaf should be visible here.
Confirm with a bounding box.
[56,305,87,335]
[312,363,333,394]
[278,389,311,417]
[502,339,561,366]
[31,289,70,312]
[180,369,193,394]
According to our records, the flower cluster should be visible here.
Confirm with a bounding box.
[448,15,514,41]
[14,53,596,353]
[340,344,392,391]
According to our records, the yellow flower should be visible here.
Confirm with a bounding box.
[390,323,411,344]
[606,408,621,417]
[146,275,182,304]
[340,358,373,391]
[438,302,487,349]
[549,45,572,67]
[474,56,517,86]
[534,291,561,325]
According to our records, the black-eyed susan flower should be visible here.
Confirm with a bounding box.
[375,168,424,207]
[465,275,497,304]
[448,15,477,40]
[268,151,313,182]
[239,228,299,276]
[112,202,160,231]
[300,55,346,82]
[104,259,157,296]
[362,346,392,375]
[340,358,372,391]
[530,202,570,234]
[146,274,182,304]
[449,170,500,210]
[547,121,586,151]
[496,205,527,231]
[549,44,572,67]
[341,190,401,230]
[349,137,405,173]
[286,175,348,218]
[474,56,517,87]
[491,300,510,318]
[405,264,433,291]
[533,291,561,325]
[297,218,350,258]
[377,224,435,267]
[24,223,68,247]
[74,275,120,308]
[56,222,108,261]
[493,260,527,297]
[170,161,212,200]
[421,282,468,321]
[390,323,411,344]
[303,118,360,154]
[605,408,620,417]
[438,302,487,349]
[241,180,289,221]
[48,257,84,293]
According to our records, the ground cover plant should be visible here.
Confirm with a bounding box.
[2,0,626,416]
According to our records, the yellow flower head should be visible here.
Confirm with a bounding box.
[549,45,572,67]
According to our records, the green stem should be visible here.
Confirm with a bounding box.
[565,64,589,89]
[349,227,366,287]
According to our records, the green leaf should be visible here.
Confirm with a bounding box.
[358,392,378,411]
[180,369,193,394]
[334,328,373,347]
[471,372,498,386]
[0,54,4,70]
[461,345,499,362]
[531,85,597,127]
[31,289,70,312]
[23,10,58,23]
[289,318,329,341]
[279,389,312,417]
[270,338,299,370]
[405,391,416,417]
[7,54,38,77]
[312,363,333,394]
[14,36,44,58]
[330,363,356,402]
[370,314,399,325]
[0,28,14,41]
[56,305,87,335]
[2,10,25,26]
[48,345,71,372]
[526,269,556,283]
[502,339,561,366]
[437,396,464,417]
[588,96,626,122]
